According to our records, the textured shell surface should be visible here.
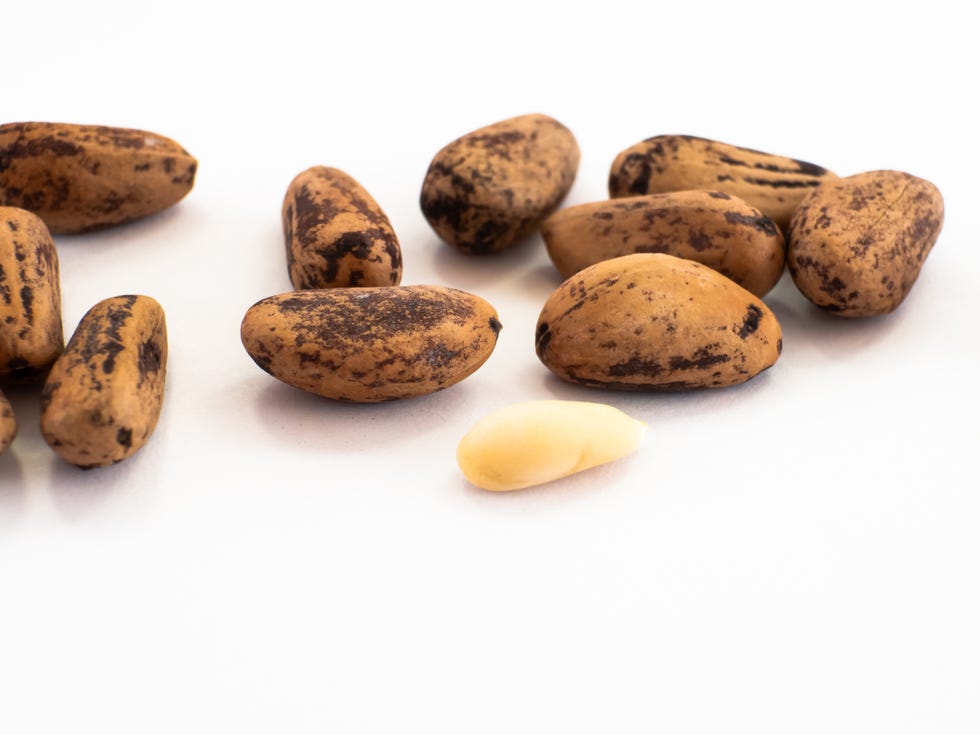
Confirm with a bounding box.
[420,113,580,254]
[542,190,785,296]
[608,135,836,231]
[536,253,782,391]
[282,166,402,289]
[0,122,197,233]
[241,286,502,402]
[0,206,63,382]
[787,170,944,317]
[40,295,167,468]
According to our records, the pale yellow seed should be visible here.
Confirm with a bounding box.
[456,400,646,492]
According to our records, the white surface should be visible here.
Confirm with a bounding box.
[2,2,978,733]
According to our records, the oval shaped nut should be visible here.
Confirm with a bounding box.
[536,253,782,391]
[787,170,944,317]
[0,386,15,455]
[0,207,63,382]
[542,190,785,296]
[420,113,580,254]
[40,295,167,468]
[282,166,402,289]
[241,286,502,402]
[608,135,836,231]
[0,122,197,234]
[457,400,646,492]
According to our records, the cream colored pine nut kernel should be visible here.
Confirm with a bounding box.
[457,400,646,492]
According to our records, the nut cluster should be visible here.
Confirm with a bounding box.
[0,122,193,467]
[1,113,945,491]
[241,113,942,491]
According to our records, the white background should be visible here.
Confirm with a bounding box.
[2,2,978,733]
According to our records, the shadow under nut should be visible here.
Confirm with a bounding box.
[282,166,402,289]
[787,170,944,317]
[241,286,502,402]
[0,387,14,454]
[536,253,782,391]
[0,122,197,234]
[541,190,785,297]
[0,206,63,382]
[40,295,168,468]
[608,134,836,231]
[420,113,580,254]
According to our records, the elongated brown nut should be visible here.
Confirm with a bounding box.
[608,135,836,231]
[241,286,501,402]
[0,122,197,234]
[0,386,14,454]
[0,206,63,382]
[40,295,167,468]
[541,190,785,296]
[282,166,402,289]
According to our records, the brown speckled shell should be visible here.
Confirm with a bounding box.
[282,166,402,289]
[0,122,197,234]
[0,207,63,382]
[40,295,167,468]
[608,135,836,231]
[787,170,944,317]
[241,286,502,402]
[0,386,14,454]
[541,190,785,296]
[420,113,580,254]
[536,253,782,391]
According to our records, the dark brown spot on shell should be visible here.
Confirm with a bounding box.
[607,357,663,377]
[724,211,779,236]
[736,305,763,339]
[668,349,730,371]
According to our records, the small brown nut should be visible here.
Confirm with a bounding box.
[536,253,782,391]
[420,113,580,253]
[787,170,944,317]
[40,295,167,468]
[0,206,63,382]
[241,286,502,402]
[0,386,15,455]
[282,166,402,289]
[608,135,836,231]
[0,122,197,234]
[541,190,785,296]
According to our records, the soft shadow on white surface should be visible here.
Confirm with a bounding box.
[46,454,146,519]
[426,234,547,291]
[765,274,903,359]
[524,262,566,295]
[245,223,294,298]
[530,363,779,423]
[251,378,481,453]
[0,451,27,523]
[53,203,190,250]
[0,383,156,519]
[1,385,45,495]
[459,448,648,512]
